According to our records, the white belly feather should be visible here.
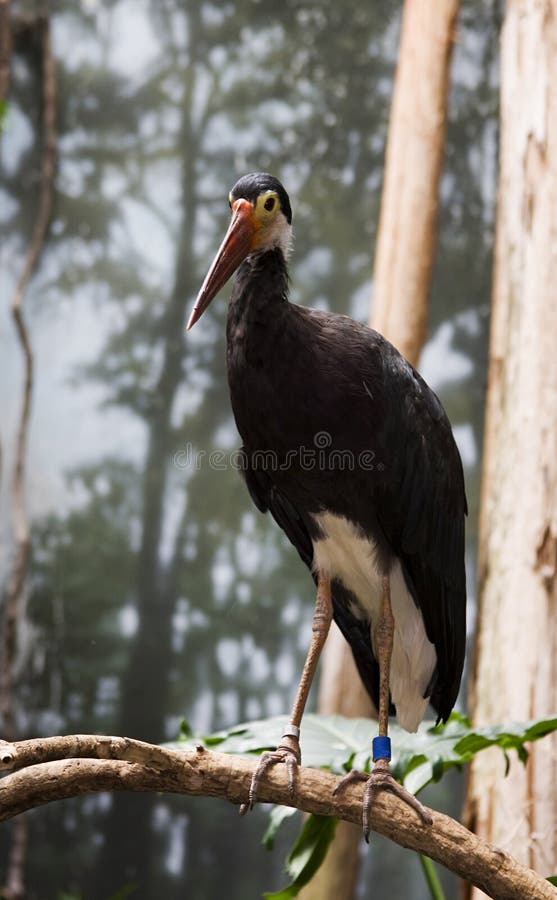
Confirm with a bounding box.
[312,511,436,732]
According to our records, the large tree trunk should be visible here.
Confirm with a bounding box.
[466,3,557,894]
[299,3,459,898]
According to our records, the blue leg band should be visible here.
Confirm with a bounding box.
[372,735,391,762]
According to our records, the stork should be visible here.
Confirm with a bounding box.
[187,173,466,835]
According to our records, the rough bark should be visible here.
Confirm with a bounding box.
[305,3,459,897]
[466,2,557,894]
[0,734,554,900]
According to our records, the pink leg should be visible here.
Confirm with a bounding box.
[333,576,432,839]
[240,574,333,813]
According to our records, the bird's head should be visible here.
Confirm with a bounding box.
[186,173,292,330]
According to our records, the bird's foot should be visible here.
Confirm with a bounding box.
[333,757,432,842]
[239,730,301,816]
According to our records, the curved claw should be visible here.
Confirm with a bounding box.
[240,738,301,816]
[334,760,432,842]
[333,768,368,796]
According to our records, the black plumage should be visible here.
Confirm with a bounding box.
[227,244,466,723]
[188,172,467,825]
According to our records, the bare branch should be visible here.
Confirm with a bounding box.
[0,735,554,900]
[1,12,57,739]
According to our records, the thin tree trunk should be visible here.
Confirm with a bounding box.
[300,3,459,898]
[1,15,56,899]
[90,9,202,895]
[465,3,557,894]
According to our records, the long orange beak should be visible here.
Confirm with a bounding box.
[186,199,256,330]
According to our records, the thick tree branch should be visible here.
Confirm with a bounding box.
[0,735,554,900]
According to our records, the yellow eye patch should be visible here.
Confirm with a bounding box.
[228,190,280,225]
[255,190,279,219]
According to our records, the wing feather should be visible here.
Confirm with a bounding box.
[376,356,467,721]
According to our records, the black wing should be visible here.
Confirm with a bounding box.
[238,324,467,724]
[374,348,467,721]
[294,311,467,723]
[242,454,313,566]
[241,452,384,712]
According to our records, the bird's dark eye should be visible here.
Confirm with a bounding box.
[264,196,275,212]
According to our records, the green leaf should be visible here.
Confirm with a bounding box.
[263,806,299,851]
[203,725,254,748]
[177,718,194,740]
[193,714,374,769]
[264,815,338,899]
[167,712,557,797]
[547,876,557,886]
[390,713,557,795]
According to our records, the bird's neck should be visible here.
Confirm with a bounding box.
[227,247,289,336]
